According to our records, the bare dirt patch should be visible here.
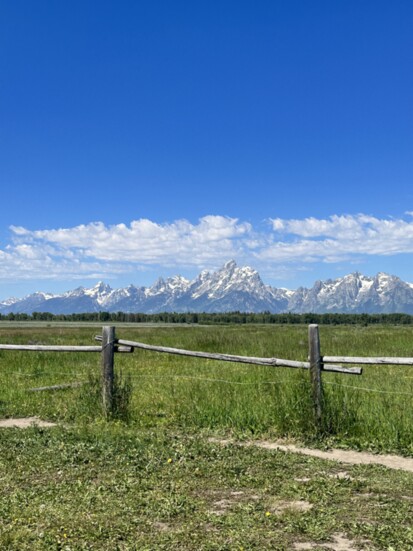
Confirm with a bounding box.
[206,489,260,516]
[269,499,313,515]
[152,521,170,532]
[293,532,372,550]
[0,417,57,428]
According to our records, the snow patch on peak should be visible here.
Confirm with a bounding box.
[31,291,55,300]
[83,282,113,305]
[85,281,112,295]
[1,296,21,306]
[146,275,190,297]
[168,275,190,287]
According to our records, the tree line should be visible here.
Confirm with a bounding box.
[2,311,413,325]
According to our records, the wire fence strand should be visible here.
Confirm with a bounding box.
[128,373,305,386]
[323,380,413,396]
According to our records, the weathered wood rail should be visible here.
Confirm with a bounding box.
[0,344,101,352]
[94,335,363,374]
[2,324,413,427]
[323,356,413,365]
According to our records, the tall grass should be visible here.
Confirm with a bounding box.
[1,323,413,453]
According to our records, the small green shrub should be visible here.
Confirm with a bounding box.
[75,369,133,423]
[111,369,133,422]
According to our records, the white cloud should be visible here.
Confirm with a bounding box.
[2,213,413,283]
[271,214,383,239]
[264,214,413,261]
[3,216,251,280]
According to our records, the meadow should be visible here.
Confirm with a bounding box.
[1,322,413,452]
[1,322,413,549]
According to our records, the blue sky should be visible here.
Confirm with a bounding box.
[1,1,412,299]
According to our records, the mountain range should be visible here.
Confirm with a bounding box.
[2,260,413,315]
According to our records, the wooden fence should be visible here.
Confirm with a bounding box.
[2,324,413,426]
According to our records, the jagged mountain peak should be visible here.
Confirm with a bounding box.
[1,262,413,315]
[221,259,237,271]
[150,277,166,292]
[374,272,397,283]
[86,281,113,296]
[93,280,112,291]
[189,260,265,301]
[64,286,86,297]
[147,274,190,297]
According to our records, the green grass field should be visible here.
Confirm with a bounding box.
[1,322,413,549]
[1,322,413,452]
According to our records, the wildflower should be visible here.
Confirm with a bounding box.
[265,511,271,517]
[167,458,173,463]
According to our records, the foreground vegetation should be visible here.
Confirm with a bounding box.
[1,323,413,549]
[2,424,413,550]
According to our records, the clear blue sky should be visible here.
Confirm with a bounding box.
[1,1,412,299]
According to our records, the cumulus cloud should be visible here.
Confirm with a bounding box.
[3,216,252,280]
[2,213,413,282]
[264,214,413,261]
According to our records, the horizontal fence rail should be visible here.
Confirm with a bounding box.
[0,344,102,352]
[94,335,362,375]
[323,355,413,365]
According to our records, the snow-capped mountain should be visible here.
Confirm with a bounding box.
[289,272,413,314]
[1,261,413,315]
[174,260,288,313]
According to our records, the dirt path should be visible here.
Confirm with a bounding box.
[209,437,413,473]
[0,417,57,428]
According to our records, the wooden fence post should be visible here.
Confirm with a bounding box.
[101,326,115,417]
[308,324,323,430]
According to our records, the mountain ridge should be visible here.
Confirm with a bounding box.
[2,261,413,315]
